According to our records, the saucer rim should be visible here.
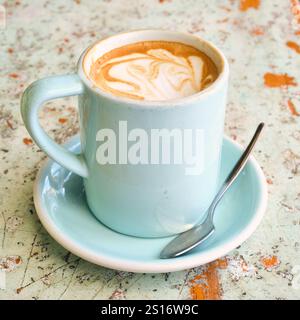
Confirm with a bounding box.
[33,135,268,273]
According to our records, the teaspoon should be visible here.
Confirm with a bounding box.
[160,123,264,259]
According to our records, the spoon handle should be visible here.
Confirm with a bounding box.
[207,122,264,219]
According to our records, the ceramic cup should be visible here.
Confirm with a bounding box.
[21,30,229,238]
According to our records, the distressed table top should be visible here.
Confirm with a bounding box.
[0,0,300,300]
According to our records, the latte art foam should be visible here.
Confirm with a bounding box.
[89,41,218,101]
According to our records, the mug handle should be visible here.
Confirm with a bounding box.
[21,74,88,178]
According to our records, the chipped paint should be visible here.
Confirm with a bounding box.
[0,256,22,272]
[291,0,300,25]
[288,99,300,116]
[286,40,300,54]
[250,26,264,36]
[264,73,297,87]
[260,256,280,271]
[189,259,227,300]
[109,288,126,300]
[239,0,260,12]
[226,256,256,281]
[8,73,19,79]
[23,137,33,145]
[58,118,68,124]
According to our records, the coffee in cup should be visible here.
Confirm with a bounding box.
[89,40,218,101]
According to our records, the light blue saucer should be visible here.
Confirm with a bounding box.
[33,136,267,273]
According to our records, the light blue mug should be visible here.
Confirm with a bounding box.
[21,30,229,238]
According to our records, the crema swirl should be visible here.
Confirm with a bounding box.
[89,41,218,101]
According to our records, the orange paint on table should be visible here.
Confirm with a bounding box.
[9,73,19,79]
[189,258,227,300]
[0,255,22,271]
[288,100,300,116]
[58,118,68,124]
[251,26,264,36]
[15,257,21,264]
[266,178,273,185]
[286,41,300,54]
[260,255,280,270]
[291,0,300,24]
[239,0,260,11]
[23,138,33,145]
[264,73,297,87]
